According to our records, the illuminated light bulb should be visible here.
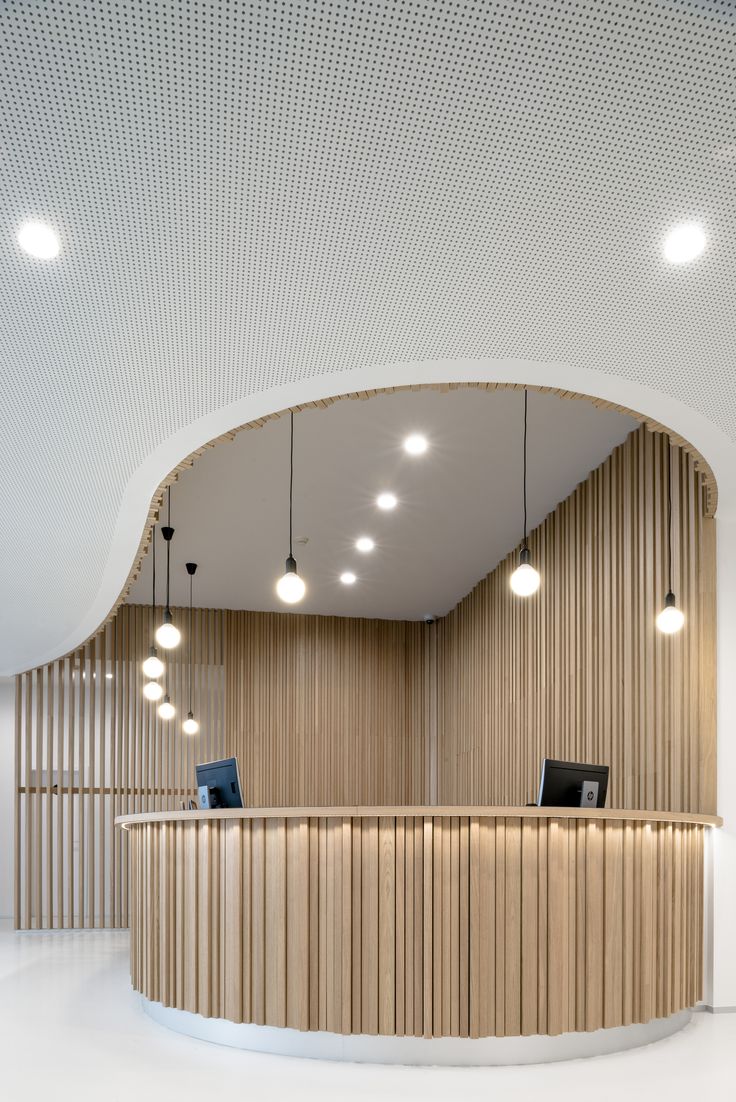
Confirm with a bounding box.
[376,492,398,511]
[143,680,163,702]
[17,221,60,259]
[656,592,685,634]
[155,609,181,649]
[141,647,164,679]
[663,223,706,264]
[276,555,306,604]
[510,548,541,597]
[340,571,357,585]
[182,712,200,735]
[158,695,175,720]
[403,433,428,456]
[356,537,375,553]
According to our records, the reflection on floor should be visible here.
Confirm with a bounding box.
[1,922,734,1101]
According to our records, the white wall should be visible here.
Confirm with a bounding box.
[710,516,736,1009]
[0,677,15,919]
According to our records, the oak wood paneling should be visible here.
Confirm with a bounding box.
[224,611,427,807]
[436,428,716,814]
[124,809,708,1037]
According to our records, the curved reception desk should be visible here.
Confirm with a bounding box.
[117,806,719,1064]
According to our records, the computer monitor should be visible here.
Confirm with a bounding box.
[537,758,609,809]
[195,757,244,809]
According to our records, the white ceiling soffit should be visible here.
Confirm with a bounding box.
[126,390,636,620]
[1,1,735,674]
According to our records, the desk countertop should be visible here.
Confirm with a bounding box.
[116,804,722,827]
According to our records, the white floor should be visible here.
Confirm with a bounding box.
[1,922,735,1102]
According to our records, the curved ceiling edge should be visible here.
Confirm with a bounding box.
[10,358,736,677]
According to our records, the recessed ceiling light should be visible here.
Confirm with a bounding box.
[662,223,706,264]
[340,571,357,585]
[17,221,60,259]
[105,673,113,680]
[403,433,428,456]
[355,536,375,553]
[376,492,398,511]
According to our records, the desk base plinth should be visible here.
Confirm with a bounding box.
[142,998,692,1066]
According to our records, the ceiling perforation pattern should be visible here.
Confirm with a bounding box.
[0,0,735,672]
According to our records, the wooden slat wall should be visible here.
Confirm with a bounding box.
[15,606,425,928]
[436,428,716,814]
[128,813,706,1036]
[224,611,427,807]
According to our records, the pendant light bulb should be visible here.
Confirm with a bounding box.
[156,493,180,648]
[510,547,541,597]
[158,694,175,721]
[276,555,306,604]
[511,391,541,598]
[156,609,181,650]
[142,646,164,680]
[143,680,164,702]
[183,711,200,736]
[183,563,199,735]
[656,591,685,635]
[658,439,685,636]
[276,413,307,604]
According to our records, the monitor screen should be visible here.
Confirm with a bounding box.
[537,758,609,809]
[195,757,243,809]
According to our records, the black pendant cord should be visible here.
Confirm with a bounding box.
[188,573,193,715]
[522,389,529,549]
[151,525,156,635]
[666,435,673,596]
[289,411,294,560]
[166,487,172,612]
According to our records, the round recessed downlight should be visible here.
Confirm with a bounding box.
[17,221,60,259]
[403,433,428,456]
[340,572,357,585]
[376,492,398,511]
[355,537,375,553]
[663,223,706,264]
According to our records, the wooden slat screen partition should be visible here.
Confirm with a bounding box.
[15,605,228,929]
[15,606,426,928]
[436,427,716,813]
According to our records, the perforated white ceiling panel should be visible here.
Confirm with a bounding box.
[1,1,735,673]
